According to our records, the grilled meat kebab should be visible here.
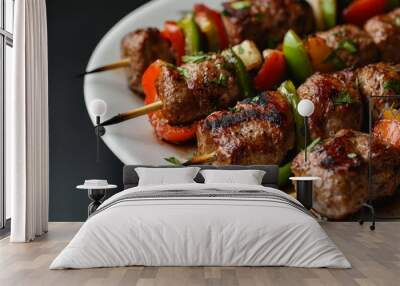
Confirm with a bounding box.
[222,0,315,49]
[357,62,400,121]
[156,54,241,125]
[121,28,176,94]
[316,24,379,69]
[196,91,295,165]
[364,8,400,63]
[291,129,400,219]
[297,69,363,140]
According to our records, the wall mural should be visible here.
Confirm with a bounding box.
[83,0,400,220]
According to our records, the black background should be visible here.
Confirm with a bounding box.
[47,0,149,221]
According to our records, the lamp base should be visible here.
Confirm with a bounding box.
[296,180,313,210]
[358,203,376,231]
[95,125,105,137]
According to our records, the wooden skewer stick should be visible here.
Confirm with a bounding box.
[78,58,131,77]
[99,100,163,127]
[182,152,217,166]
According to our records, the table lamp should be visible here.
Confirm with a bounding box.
[90,99,107,162]
[289,99,317,210]
[297,99,315,161]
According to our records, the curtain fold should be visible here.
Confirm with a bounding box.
[8,0,49,242]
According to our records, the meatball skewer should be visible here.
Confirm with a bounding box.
[297,69,364,140]
[81,0,316,95]
[364,8,400,63]
[357,62,400,122]
[291,129,400,219]
[193,91,295,166]
[100,51,245,127]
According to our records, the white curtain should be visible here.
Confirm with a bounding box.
[7,0,49,242]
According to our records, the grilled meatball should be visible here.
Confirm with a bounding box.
[316,24,379,69]
[291,129,400,219]
[297,70,363,140]
[196,91,295,165]
[357,62,400,121]
[121,28,176,94]
[364,8,400,63]
[222,0,315,49]
[156,54,241,125]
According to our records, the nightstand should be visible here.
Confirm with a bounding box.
[77,181,117,217]
[289,177,321,210]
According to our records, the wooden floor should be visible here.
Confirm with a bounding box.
[0,222,399,286]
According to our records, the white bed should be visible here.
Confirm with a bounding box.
[50,181,350,269]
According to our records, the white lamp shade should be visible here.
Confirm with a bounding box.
[297,99,315,117]
[90,99,107,117]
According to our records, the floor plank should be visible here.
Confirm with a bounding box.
[0,222,399,286]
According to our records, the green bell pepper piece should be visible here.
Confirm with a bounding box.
[283,30,313,83]
[222,49,254,98]
[387,0,400,10]
[179,14,202,55]
[278,80,305,152]
[321,0,337,29]
[278,161,292,187]
[278,138,321,187]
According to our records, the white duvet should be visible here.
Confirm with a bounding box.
[50,183,350,269]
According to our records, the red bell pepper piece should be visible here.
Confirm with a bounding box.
[142,61,197,144]
[342,0,387,26]
[148,114,197,144]
[161,21,186,65]
[194,4,229,51]
[254,50,287,91]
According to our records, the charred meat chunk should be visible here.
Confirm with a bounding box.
[156,54,241,125]
[121,28,176,94]
[316,24,379,69]
[196,91,295,165]
[291,129,400,219]
[222,0,315,50]
[297,70,363,140]
[364,8,400,63]
[357,62,400,121]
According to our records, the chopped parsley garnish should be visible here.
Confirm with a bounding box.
[164,157,183,166]
[333,30,345,37]
[383,79,400,94]
[323,39,357,70]
[182,53,212,64]
[307,138,321,152]
[324,51,345,70]
[176,67,190,79]
[221,10,230,16]
[228,107,240,113]
[210,73,229,86]
[255,12,265,22]
[231,1,251,10]
[347,153,357,159]
[338,39,358,54]
[334,91,353,105]
[164,63,191,79]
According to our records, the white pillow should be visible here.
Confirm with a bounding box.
[135,167,201,186]
[200,169,266,185]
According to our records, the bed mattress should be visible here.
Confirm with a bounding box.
[50,183,350,269]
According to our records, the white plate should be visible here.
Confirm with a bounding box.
[84,0,224,165]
